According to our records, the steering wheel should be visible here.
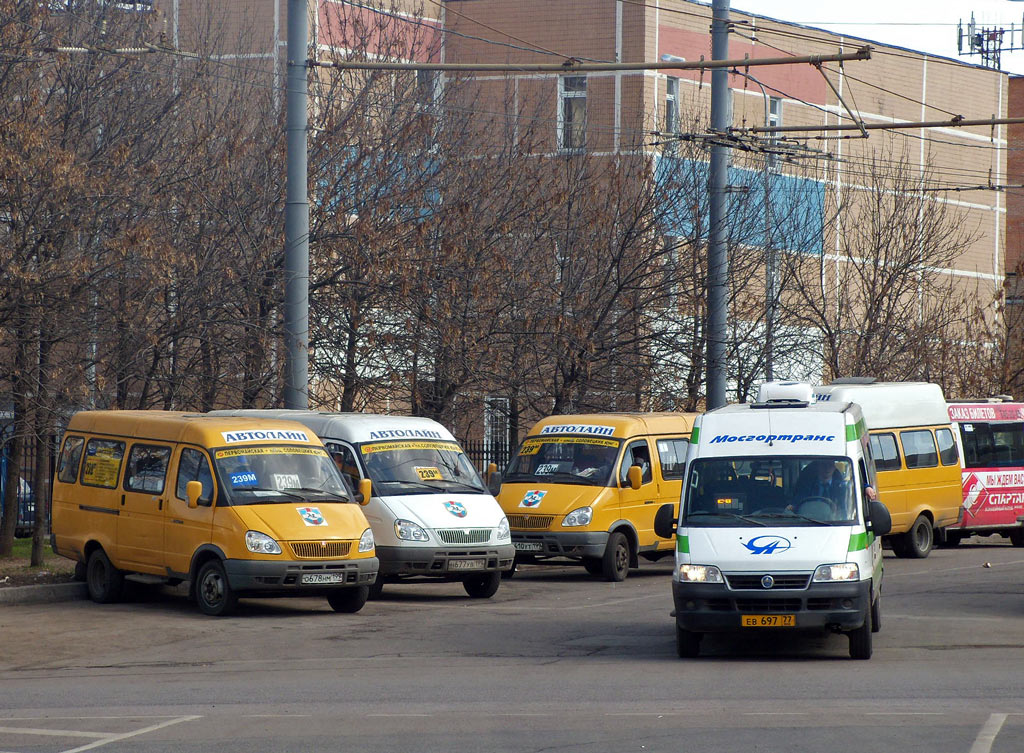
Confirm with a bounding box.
[796,496,837,517]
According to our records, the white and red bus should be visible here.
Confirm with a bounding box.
[943,400,1024,547]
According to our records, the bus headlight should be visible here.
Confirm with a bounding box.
[358,528,375,552]
[813,563,859,582]
[245,530,282,555]
[676,564,723,583]
[394,519,429,542]
[562,506,593,527]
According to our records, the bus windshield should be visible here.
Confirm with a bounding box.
[504,436,622,487]
[213,446,352,505]
[684,455,858,526]
[356,439,486,496]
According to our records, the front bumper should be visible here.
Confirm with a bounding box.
[672,577,871,633]
[377,544,516,578]
[224,556,379,594]
[511,530,609,559]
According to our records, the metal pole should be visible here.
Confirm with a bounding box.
[706,0,730,409]
[284,0,309,409]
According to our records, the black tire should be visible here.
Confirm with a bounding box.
[86,549,124,604]
[676,624,701,658]
[367,578,385,600]
[328,586,369,613]
[870,592,881,633]
[582,556,603,576]
[1008,528,1024,547]
[894,515,933,559]
[602,531,630,582]
[195,559,238,616]
[501,556,518,580]
[463,570,501,598]
[848,605,873,659]
[73,561,87,582]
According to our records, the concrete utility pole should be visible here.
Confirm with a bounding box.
[706,0,731,410]
[284,0,310,409]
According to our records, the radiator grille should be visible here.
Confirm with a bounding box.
[507,514,554,530]
[436,528,491,545]
[726,573,810,590]
[288,541,352,558]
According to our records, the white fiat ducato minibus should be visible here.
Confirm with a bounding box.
[211,410,514,598]
[654,382,892,660]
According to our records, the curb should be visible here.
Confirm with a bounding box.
[0,582,88,606]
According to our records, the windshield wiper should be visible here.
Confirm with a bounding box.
[281,487,351,501]
[233,487,304,501]
[686,510,767,526]
[379,480,448,492]
[433,479,486,492]
[754,511,834,525]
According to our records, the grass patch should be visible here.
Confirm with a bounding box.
[1,536,78,582]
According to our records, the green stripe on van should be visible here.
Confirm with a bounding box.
[676,534,689,553]
[845,418,866,442]
[689,427,700,444]
[848,531,874,551]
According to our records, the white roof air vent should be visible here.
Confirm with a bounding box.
[756,381,815,404]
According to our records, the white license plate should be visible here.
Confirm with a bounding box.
[449,559,486,571]
[301,573,345,584]
[514,541,543,552]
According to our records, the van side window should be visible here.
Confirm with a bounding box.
[869,433,901,471]
[935,428,959,466]
[619,440,652,485]
[656,438,689,479]
[80,438,126,488]
[900,430,938,468]
[57,436,85,483]
[327,442,361,492]
[176,448,214,505]
[125,445,172,493]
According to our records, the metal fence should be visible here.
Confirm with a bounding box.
[0,437,54,537]
[460,438,511,474]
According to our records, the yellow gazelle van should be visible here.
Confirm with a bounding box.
[495,413,697,581]
[814,380,963,558]
[51,411,379,615]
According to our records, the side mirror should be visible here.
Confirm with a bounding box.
[357,478,372,506]
[627,464,643,490]
[186,480,203,509]
[868,499,892,537]
[487,470,503,497]
[654,503,677,539]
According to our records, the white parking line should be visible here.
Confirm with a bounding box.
[0,727,108,739]
[968,713,1007,753]
[61,715,201,753]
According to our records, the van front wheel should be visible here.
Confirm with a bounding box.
[676,625,701,658]
[602,532,630,582]
[463,571,501,598]
[195,560,238,616]
[848,606,873,659]
[86,549,124,604]
[328,586,369,613]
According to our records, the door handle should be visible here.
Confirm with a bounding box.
[644,500,655,504]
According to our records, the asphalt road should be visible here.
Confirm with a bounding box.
[1,537,1022,753]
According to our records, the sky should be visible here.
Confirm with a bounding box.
[730,0,1024,75]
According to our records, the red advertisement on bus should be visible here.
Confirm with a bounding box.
[946,402,1024,546]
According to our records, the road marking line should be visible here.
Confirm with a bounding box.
[969,713,1007,753]
[60,715,201,753]
[885,559,1024,578]
[0,727,108,739]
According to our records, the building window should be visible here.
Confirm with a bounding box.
[558,75,587,152]
[767,96,782,170]
[664,76,679,153]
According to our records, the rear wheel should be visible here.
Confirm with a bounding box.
[848,606,873,659]
[1008,528,1024,547]
[602,532,630,582]
[86,549,124,604]
[936,529,963,548]
[327,586,369,613]
[676,625,702,658]
[893,515,932,559]
[195,560,237,616]
[463,571,501,598]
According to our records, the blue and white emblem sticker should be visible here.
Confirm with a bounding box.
[444,500,467,518]
[520,490,547,508]
[298,506,327,526]
[742,535,791,555]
